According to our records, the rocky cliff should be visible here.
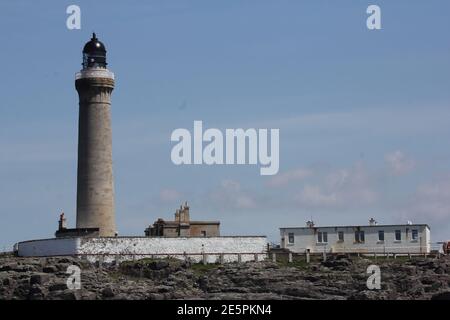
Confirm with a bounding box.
[1,254,449,300]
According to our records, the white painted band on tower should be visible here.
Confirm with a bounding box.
[75,68,115,80]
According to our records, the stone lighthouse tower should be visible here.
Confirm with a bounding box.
[75,33,116,237]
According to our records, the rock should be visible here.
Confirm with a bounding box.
[434,267,445,274]
[147,293,165,300]
[2,277,15,287]
[0,263,17,272]
[420,276,435,285]
[80,291,98,300]
[13,282,31,298]
[30,273,50,285]
[49,282,68,291]
[403,266,417,276]
[407,285,425,297]
[431,291,450,300]
[1,254,450,300]
[322,258,352,270]
[12,265,34,273]
[170,291,190,299]
[29,284,44,295]
[101,287,115,298]
[303,275,320,283]
[283,287,322,299]
[348,290,383,300]
[148,260,169,270]
[43,266,58,273]
[197,276,209,291]
[28,293,45,300]
[56,263,71,272]
[156,285,172,293]
[222,287,251,293]
[48,290,80,300]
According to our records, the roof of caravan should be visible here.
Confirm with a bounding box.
[280,224,430,230]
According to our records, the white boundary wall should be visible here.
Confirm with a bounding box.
[17,236,268,263]
[17,238,80,256]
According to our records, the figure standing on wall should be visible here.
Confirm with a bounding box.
[58,212,67,230]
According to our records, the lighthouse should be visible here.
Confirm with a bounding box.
[74,33,116,237]
[18,33,266,263]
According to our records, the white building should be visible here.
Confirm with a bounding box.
[280,220,430,254]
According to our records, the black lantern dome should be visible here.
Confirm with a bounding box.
[82,33,107,69]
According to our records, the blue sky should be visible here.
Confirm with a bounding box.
[1,0,450,249]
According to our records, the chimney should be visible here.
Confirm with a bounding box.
[306,220,315,228]
[179,202,190,222]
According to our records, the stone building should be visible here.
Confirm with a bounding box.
[145,202,220,237]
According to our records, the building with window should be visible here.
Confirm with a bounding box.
[280,219,430,254]
[144,202,220,237]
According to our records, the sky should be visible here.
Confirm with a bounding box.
[1,0,450,249]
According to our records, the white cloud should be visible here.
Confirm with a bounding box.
[267,168,312,187]
[385,151,415,176]
[209,179,257,209]
[294,163,377,209]
[406,179,450,222]
[295,185,338,206]
[159,188,182,202]
[250,105,450,138]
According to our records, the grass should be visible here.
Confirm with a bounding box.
[190,262,221,274]
[108,270,124,281]
[361,255,414,263]
[275,257,312,269]
[120,256,181,267]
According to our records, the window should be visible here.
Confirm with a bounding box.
[355,231,365,243]
[288,233,294,244]
[395,230,401,241]
[318,231,328,243]
[412,229,418,241]
[201,231,207,237]
[378,230,384,241]
[338,231,344,242]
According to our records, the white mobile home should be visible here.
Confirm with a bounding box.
[280,221,430,254]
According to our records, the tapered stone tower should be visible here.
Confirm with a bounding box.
[75,33,116,237]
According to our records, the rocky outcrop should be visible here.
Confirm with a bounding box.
[0,254,449,300]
